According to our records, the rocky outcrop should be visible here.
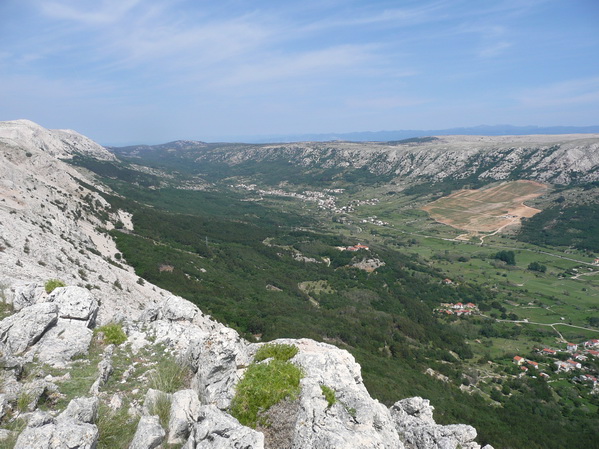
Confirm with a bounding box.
[183,405,264,449]
[391,397,493,449]
[129,415,166,449]
[186,134,599,185]
[14,397,99,449]
[0,302,58,356]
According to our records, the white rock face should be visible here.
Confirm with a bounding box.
[0,302,58,355]
[14,398,99,449]
[195,134,599,185]
[0,119,169,324]
[269,338,403,449]
[168,389,202,444]
[391,398,488,449]
[183,405,264,449]
[129,415,165,449]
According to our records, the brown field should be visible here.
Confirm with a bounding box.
[422,180,548,233]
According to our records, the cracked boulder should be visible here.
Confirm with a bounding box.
[0,302,58,355]
[183,405,264,449]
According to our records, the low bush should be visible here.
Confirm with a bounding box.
[320,384,336,408]
[95,323,127,345]
[44,279,66,294]
[230,359,303,428]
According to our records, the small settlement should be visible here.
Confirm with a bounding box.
[512,339,599,389]
[436,302,479,316]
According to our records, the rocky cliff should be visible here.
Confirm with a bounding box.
[0,120,493,448]
[115,134,599,186]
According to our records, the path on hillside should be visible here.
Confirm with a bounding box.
[491,316,599,341]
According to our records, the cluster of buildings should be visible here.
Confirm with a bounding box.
[512,339,599,387]
[234,184,342,211]
[512,356,547,377]
[436,302,479,316]
[233,184,383,217]
[360,216,389,226]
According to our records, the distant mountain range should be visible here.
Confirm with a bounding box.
[232,125,599,144]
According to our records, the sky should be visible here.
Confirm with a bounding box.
[1,0,598,144]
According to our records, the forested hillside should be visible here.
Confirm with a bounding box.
[72,146,599,449]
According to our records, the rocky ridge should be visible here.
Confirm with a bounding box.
[115,134,599,185]
[204,135,599,184]
[0,120,493,448]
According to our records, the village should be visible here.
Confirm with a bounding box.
[233,183,382,216]
[512,339,599,391]
[435,301,480,316]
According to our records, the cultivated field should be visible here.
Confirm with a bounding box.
[422,180,548,233]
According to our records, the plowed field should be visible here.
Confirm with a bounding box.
[422,180,548,232]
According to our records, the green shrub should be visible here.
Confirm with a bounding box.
[320,384,336,408]
[254,343,299,362]
[44,279,66,294]
[95,323,127,345]
[230,359,303,428]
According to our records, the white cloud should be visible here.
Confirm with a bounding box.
[478,41,512,58]
[345,95,429,110]
[518,77,599,107]
[214,44,379,87]
[40,0,144,25]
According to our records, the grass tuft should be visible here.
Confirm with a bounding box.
[148,355,190,393]
[148,392,172,430]
[97,404,139,449]
[44,279,66,294]
[320,384,336,408]
[254,343,299,362]
[230,358,303,428]
[95,323,127,345]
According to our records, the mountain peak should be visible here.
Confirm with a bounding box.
[0,119,115,161]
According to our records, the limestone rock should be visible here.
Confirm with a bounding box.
[12,283,45,311]
[391,397,481,449]
[157,295,201,322]
[0,302,57,355]
[89,346,114,395]
[14,398,98,449]
[168,389,202,444]
[183,405,264,449]
[273,338,402,449]
[47,286,98,325]
[187,327,252,409]
[31,320,93,366]
[58,397,98,424]
[129,415,165,449]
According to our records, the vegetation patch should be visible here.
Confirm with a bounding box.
[320,385,337,408]
[231,344,303,428]
[97,404,139,449]
[148,355,190,393]
[95,323,127,345]
[254,343,299,363]
[44,279,66,294]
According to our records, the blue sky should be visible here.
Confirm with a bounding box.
[1,0,598,144]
